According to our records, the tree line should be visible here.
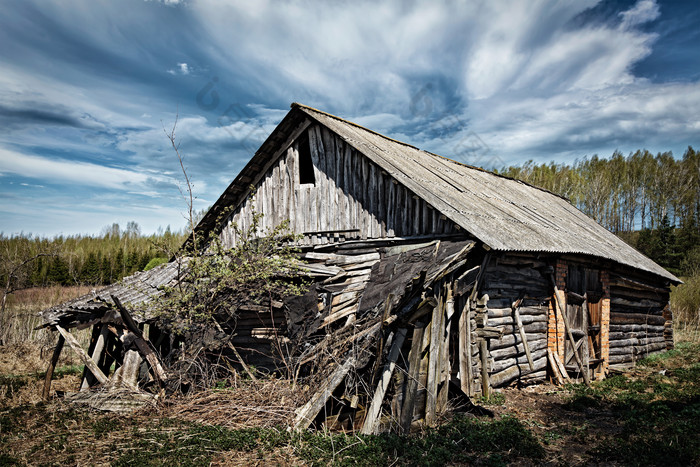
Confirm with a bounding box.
[497,146,700,276]
[0,223,185,290]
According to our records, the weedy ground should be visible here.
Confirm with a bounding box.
[1,340,698,466]
[1,289,698,467]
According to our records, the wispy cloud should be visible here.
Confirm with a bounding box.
[0,0,698,236]
[0,147,167,190]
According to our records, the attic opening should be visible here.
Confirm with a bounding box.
[297,132,315,185]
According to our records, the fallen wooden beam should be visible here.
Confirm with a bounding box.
[361,328,407,435]
[293,356,357,431]
[56,325,109,385]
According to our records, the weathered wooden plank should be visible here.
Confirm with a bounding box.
[321,304,358,327]
[42,334,65,400]
[55,325,109,386]
[400,321,427,433]
[361,328,407,435]
[425,296,443,426]
[437,289,455,413]
[458,301,472,396]
[547,349,565,385]
[81,324,110,390]
[293,356,356,430]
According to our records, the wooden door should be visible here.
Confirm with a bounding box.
[564,290,588,376]
[564,266,603,378]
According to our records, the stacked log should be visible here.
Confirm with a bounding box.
[479,254,551,388]
[608,273,671,365]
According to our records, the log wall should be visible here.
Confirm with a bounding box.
[608,272,671,366]
[219,124,457,247]
[479,253,551,388]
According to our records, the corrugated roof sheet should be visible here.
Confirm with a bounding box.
[40,261,184,326]
[293,104,679,283]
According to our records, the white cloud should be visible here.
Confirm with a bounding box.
[620,0,661,30]
[0,147,169,190]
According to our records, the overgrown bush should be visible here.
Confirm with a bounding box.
[152,207,309,387]
[671,273,700,328]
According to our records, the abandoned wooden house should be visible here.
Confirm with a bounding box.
[41,103,680,431]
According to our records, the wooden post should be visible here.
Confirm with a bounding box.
[437,286,454,412]
[361,328,407,435]
[55,325,109,385]
[42,334,65,400]
[550,277,591,387]
[479,339,489,398]
[582,294,590,381]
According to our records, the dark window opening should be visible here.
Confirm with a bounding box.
[298,133,315,185]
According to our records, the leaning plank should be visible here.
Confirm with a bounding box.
[42,334,65,400]
[458,301,472,396]
[547,349,565,385]
[425,296,443,426]
[81,324,110,390]
[400,322,427,433]
[512,300,534,371]
[293,356,357,431]
[55,325,109,385]
[131,333,168,385]
[361,328,408,435]
[551,350,569,382]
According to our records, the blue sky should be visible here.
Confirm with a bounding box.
[1,0,698,237]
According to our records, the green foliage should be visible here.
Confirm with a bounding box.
[154,209,308,339]
[479,392,506,405]
[671,273,700,326]
[144,257,168,271]
[564,342,700,465]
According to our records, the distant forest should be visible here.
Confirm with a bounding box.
[497,146,700,276]
[1,146,698,292]
[1,223,185,289]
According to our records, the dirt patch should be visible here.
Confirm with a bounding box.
[486,384,623,466]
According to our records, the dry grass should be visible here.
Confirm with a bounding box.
[2,285,92,347]
[165,378,308,430]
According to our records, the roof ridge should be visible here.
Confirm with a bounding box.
[291,102,568,201]
[291,102,422,151]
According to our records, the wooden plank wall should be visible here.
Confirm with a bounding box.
[479,254,551,387]
[220,124,457,247]
[608,272,670,366]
